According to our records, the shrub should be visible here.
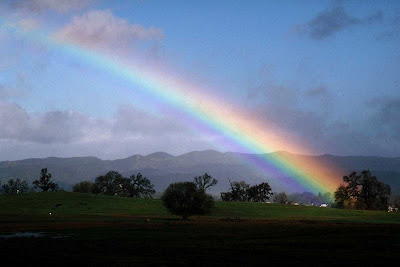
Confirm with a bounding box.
[72,181,96,193]
[162,182,214,220]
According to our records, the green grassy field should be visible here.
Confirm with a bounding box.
[1,192,400,265]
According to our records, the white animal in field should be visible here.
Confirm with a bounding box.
[320,204,328,208]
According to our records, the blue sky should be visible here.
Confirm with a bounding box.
[0,0,399,160]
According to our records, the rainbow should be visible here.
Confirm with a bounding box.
[1,19,342,194]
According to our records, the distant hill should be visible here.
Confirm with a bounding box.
[0,150,399,194]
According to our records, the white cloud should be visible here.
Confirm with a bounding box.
[54,10,163,51]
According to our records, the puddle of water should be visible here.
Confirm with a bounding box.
[0,232,67,239]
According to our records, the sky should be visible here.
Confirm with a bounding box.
[0,0,399,161]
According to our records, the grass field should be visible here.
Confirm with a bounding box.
[1,192,400,265]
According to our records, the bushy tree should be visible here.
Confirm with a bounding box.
[2,178,29,195]
[33,168,58,192]
[334,185,353,208]
[274,192,290,204]
[247,182,273,202]
[194,173,218,191]
[94,171,125,195]
[72,181,96,193]
[93,171,155,197]
[121,173,155,198]
[162,182,214,220]
[334,170,391,210]
[228,181,250,202]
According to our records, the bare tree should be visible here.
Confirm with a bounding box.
[194,173,218,191]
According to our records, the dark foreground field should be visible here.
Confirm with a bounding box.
[1,192,400,265]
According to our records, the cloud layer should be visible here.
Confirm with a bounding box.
[0,102,217,160]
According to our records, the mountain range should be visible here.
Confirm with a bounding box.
[0,150,399,194]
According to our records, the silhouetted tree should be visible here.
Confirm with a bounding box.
[72,181,96,193]
[274,192,290,204]
[247,182,273,202]
[228,181,250,202]
[194,173,218,191]
[162,182,214,220]
[121,173,155,198]
[334,185,353,208]
[221,181,273,202]
[221,191,233,201]
[2,178,29,195]
[90,183,101,194]
[33,168,58,192]
[334,170,391,210]
[94,171,125,195]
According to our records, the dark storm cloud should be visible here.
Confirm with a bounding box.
[295,6,383,40]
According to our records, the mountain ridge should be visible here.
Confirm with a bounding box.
[4,150,400,163]
[1,150,399,194]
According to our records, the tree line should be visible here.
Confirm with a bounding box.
[0,168,59,194]
[221,181,273,202]
[1,168,397,214]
